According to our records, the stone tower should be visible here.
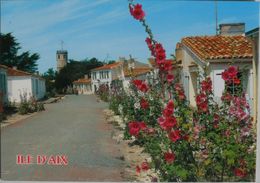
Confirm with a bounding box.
[56,50,68,72]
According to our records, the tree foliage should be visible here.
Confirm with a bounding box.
[55,57,103,92]
[0,33,39,73]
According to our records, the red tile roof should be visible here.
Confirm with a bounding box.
[73,78,91,84]
[124,67,151,77]
[7,68,32,76]
[181,35,253,60]
[92,62,123,71]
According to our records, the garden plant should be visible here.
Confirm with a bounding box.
[98,1,256,182]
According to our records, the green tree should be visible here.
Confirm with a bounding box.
[42,68,57,96]
[0,33,39,73]
[55,57,103,93]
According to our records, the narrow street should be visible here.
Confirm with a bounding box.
[1,95,125,181]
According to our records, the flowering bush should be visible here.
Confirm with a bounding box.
[106,1,256,182]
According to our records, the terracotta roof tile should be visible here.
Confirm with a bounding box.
[124,67,151,77]
[7,68,32,76]
[73,78,91,84]
[92,61,123,71]
[181,35,253,60]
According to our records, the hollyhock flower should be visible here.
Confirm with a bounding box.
[160,117,177,131]
[136,165,141,174]
[146,127,156,135]
[140,98,149,109]
[133,79,142,87]
[139,82,149,93]
[196,93,207,105]
[178,90,185,100]
[129,4,145,21]
[128,122,140,136]
[164,152,175,164]
[201,77,212,92]
[175,83,182,91]
[139,121,147,131]
[166,100,174,109]
[199,102,208,112]
[169,130,181,142]
[227,66,238,78]
[141,162,149,171]
[234,77,241,84]
[221,70,229,81]
[167,74,174,83]
[224,129,231,138]
[234,168,246,178]
[221,92,232,102]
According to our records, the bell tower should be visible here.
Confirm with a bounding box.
[56,41,68,72]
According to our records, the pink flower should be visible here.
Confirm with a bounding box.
[221,70,229,81]
[164,152,175,164]
[167,74,174,83]
[128,122,140,137]
[140,98,149,109]
[169,130,181,142]
[201,77,212,92]
[234,168,246,178]
[129,4,145,21]
[141,162,149,171]
[227,66,238,78]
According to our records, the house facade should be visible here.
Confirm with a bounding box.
[246,27,259,122]
[73,76,92,95]
[0,65,8,105]
[7,67,46,103]
[91,61,124,92]
[176,23,253,111]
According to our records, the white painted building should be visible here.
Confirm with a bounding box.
[91,61,124,92]
[176,23,254,111]
[7,67,46,103]
[73,76,92,95]
[0,64,8,105]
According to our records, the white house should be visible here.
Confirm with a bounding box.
[91,61,124,92]
[0,64,8,105]
[176,23,254,111]
[73,75,92,94]
[7,67,46,103]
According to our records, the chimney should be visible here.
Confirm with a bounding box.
[219,23,245,36]
[175,42,183,62]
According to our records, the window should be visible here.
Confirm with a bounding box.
[93,72,97,80]
[225,72,243,96]
[58,55,60,59]
[100,71,103,79]
[36,79,39,95]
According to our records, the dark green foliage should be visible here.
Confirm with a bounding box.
[0,33,39,73]
[54,58,103,93]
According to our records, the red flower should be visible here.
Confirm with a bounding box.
[201,77,212,92]
[129,4,145,21]
[128,122,140,136]
[178,90,185,100]
[136,165,141,174]
[199,102,208,112]
[140,98,149,109]
[196,93,207,105]
[133,79,142,87]
[234,168,246,178]
[141,162,149,171]
[139,121,147,131]
[227,66,238,78]
[164,152,175,164]
[169,130,181,142]
[233,77,241,84]
[221,92,232,102]
[175,83,182,91]
[159,116,177,131]
[166,74,174,83]
[139,83,149,92]
[221,70,229,81]
[167,100,174,109]
[163,108,173,117]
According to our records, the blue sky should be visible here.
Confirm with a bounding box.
[1,0,259,73]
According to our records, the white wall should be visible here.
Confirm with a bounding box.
[0,68,8,104]
[8,76,32,103]
[91,70,112,92]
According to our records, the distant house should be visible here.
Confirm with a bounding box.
[0,65,8,105]
[91,61,124,92]
[73,75,92,94]
[7,67,46,103]
[176,23,253,110]
[123,67,152,88]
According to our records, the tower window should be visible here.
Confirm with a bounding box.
[58,55,60,59]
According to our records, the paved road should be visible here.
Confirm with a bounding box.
[1,95,125,181]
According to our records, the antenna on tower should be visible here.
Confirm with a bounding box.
[215,0,219,35]
[60,40,64,50]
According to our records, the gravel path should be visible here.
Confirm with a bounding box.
[1,95,125,181]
